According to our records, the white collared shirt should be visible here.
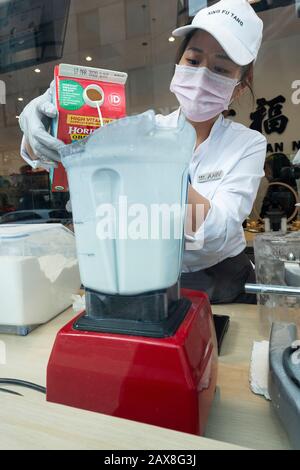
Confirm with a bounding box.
[155,109,267,272]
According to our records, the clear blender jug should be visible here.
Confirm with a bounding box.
[60,110,196,296]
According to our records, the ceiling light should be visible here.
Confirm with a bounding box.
[86,56,93,62]
[168,36,175,43]
[34,68,41,73]
[17,97,23,102]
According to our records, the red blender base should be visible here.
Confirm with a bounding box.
[47,289,218,436]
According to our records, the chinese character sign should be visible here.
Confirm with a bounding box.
[250,95,289,135]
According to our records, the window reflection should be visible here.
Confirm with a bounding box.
[0,0,299,225]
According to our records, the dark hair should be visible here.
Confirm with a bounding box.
[175,31,196,65]
[266,153,291,180]
[175,30,255,101]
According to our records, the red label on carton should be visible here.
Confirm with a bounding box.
[51,64,127,192]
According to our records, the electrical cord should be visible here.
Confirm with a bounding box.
[0,387,23,397]
[0,379,46,395]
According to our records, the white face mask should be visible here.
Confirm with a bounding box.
[170,65,240,122]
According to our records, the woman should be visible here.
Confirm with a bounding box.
[19,0,266,304]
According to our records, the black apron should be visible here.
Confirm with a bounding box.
[180,250,256,305]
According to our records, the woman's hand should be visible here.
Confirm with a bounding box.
[19,82,65,165]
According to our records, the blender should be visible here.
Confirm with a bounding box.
[47,111,218,435]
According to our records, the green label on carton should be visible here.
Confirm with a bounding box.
[59,80,85,110]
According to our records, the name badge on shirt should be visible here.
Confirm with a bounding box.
[197,170,224,184]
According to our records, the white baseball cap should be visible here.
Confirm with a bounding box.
[172,0,263,66]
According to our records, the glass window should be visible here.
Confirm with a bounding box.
[0,211,42,223]
[189,0,208,17]
[0,0,299,225]
[48,210,70,219]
